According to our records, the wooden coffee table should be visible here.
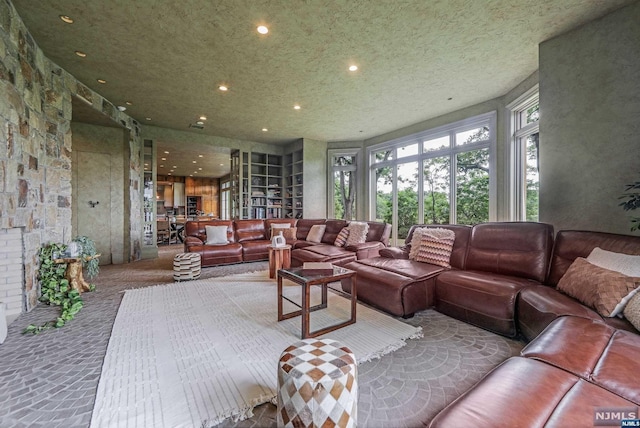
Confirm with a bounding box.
[277,265,357,339]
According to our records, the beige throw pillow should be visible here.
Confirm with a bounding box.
[306,224,326,243]
[409,228,454,261]
[345,221,369,246]
[205,225,229,245]
[415,230,456,268]
[556,257,640,317]
[623,292,640,331]
[334,227,350,247]
[270,223,292,239]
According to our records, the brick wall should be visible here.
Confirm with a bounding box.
[0,228,23,321]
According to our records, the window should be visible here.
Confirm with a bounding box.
[328,150,359,220]
[220,177,231,220]
[370,112,496,245]
[509,87,539,221]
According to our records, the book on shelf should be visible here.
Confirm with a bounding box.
[302,262,334,275]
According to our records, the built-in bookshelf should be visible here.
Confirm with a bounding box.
[284,149,303,219]
[231,150,283,219]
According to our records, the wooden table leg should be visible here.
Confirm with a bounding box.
[302,284,310,339]
[269,247,276,278]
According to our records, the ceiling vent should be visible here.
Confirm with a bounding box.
[189,123,205,130]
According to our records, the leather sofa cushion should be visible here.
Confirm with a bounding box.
[234,219,266,242]
[465,222,554,283]
[522,316,640,405]
[548,230,640,286]
[517,285,602,341]
[342,260,432,316]
[188,243,243,266]
[436,270,538,337]
[295,219,326,240]
[355,257,444,280]
[322,220,349,244]
[429,357,637,427]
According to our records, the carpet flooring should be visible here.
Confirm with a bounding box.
[0,246,524,428]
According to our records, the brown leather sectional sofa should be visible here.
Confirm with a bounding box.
[183,218,391,268]
[340,222,639,427]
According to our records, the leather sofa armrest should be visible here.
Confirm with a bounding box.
[184,236,204,247]
[379,246,410,259]
[345,241,385,259]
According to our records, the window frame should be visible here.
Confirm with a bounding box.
[368,112,497,244]
[327,148,361,219]
[507,85,539,221]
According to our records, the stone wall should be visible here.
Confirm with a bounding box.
[0,0,142,314]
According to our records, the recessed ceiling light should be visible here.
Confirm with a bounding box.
[168,173,172,175]
[189,174,193,177]
[219,163,224,166]
[196,121,204,125]
[144,163,148,167]
[198,154,203,158]
[59,15,74,24]
[160,164,164,167]
[164,151,169,154]
[262,128,268,132]
[125,101,132,105]
[219,85,228,91]
[257,25,269,34]
[198,167,202,170]
[97,79,106,84]
[146,117,152,121]
[348,65,358,71]
[194,171,198,174]
[169,169,174,172]
[161,157,166,161]
[192,161,197,164]
[294,105,301,110]
[117,106,126,112]
[199,116,207,121]
[172,165,177,168]
[75,51,87,58]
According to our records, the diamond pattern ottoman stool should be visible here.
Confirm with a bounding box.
[173,253,201,281]
[277,339,357,428]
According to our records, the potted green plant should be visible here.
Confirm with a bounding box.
[23,236,99,334]
[620,177,640,232]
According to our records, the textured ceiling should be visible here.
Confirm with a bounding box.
[12,0,635,177]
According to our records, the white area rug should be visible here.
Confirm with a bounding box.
[90,271,422,428]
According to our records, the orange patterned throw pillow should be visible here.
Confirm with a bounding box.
[557,257,640,317]
[334,227,350,247]
[414,228,456,268]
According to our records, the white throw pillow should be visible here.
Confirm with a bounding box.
[306,224,326,243]
[587,247,640,317]
[345,221,369,246]
[587,247,640,277]
[205,225,229,245]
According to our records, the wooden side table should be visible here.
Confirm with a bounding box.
[269,245,291,279]
[277,266,357,339]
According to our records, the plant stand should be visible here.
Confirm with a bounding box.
[54,254,100,293]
